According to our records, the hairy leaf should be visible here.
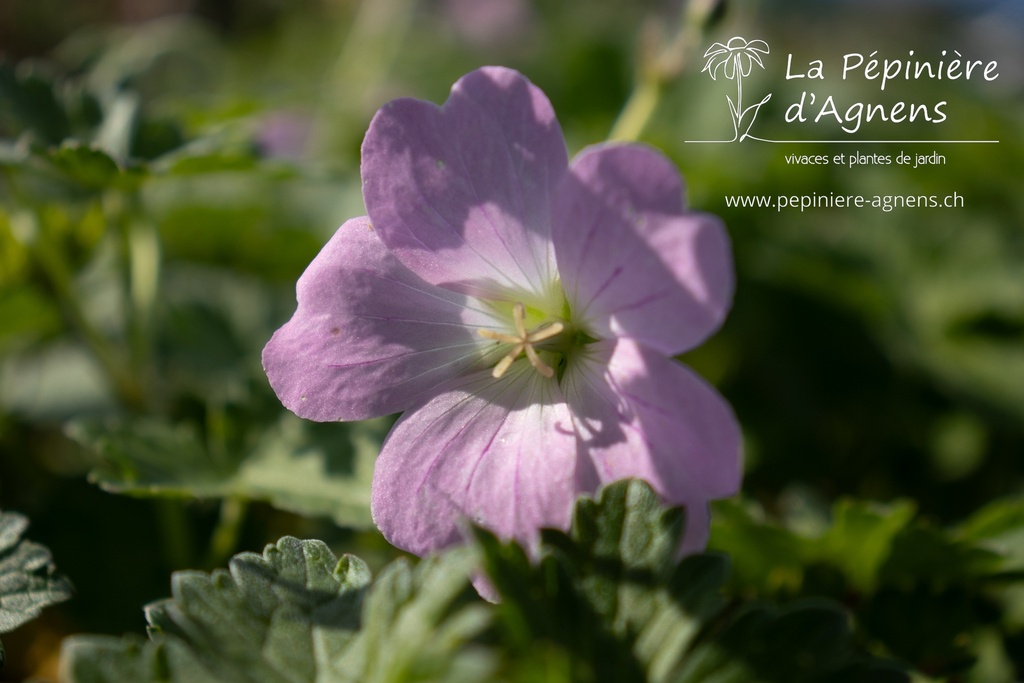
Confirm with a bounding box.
[61,537,489,683]
[70,413,387,528]
[0,509,73,671]
[478,480,906,683]
[0,510,73,633]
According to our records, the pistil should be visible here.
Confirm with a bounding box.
[478,302,564,378]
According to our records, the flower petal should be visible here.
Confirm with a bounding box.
[681,501,712,556]
[563,339,741,516]
[262,217,503,422]
[362,66,568,308]
[371,363,578,556]
[552,145,735,355]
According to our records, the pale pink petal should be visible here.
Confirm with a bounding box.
[362,66,568,307]
[552,145,734,355]
[562,339,742,526]
[262,217,504,422]
[680,501,711,556]
[371,363,578,556]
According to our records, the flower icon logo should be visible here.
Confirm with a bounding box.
[701,37,772,141]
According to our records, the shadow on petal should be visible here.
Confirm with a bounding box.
[362,67,568,305]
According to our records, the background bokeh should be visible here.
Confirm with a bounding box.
[1,0,1021,680]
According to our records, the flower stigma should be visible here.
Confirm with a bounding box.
[478,302,565,379]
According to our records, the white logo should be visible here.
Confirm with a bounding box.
[701,36,772,142]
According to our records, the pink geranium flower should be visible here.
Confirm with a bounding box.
[262,67,742,557]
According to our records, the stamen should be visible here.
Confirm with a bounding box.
[513,302,528,339]
[477,302,565,379]
[523,343,553,378]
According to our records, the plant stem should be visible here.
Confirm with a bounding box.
[609,0,723,143]
[27,210,146,411]
[205,498,248,569]
[156,499,194,569]
[608,76,662,143]
[307,0,414,158]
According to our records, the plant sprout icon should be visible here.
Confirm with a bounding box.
[702,37,772,142]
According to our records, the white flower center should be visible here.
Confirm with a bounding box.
[478,302,564,378]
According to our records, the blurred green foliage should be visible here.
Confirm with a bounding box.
[0,0,1021,681]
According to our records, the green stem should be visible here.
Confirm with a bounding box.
[307,0,415,158]
[110,191,159,400]
[609,0,723,143]
[608,76,663,143]
[28,211,146,411]
[205,498,249,569]
[156,499,194,569]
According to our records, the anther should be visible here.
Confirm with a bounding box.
[478,302,564,379]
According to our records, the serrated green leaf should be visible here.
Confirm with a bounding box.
[479,480,907,683]
[707,494,1018,678]
[61,537,491,683]
[880,526,1002,585]
[71,413,387,528]
[709,498,808,595]
[233,414,386,527]
[0,510,73,634]
[673,600,906,683]
[46,142,123,189]
[70,418,231,498]
[59,634,214,683]
[341,550,494,683]
[816,499,917,592]
[62,537,368,683]
[543,479,726,680]
[959,496,1024,572]
[149,537,369,682]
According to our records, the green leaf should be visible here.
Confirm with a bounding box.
[674,600,908,683]
[880,526,1002,585]
[478,480,906,683]
[58,635,210,683]
[149,537,369,682]
[959,496,1024,572]
[708,498,808,596]
[0,284,63,352]
[340,551,494,683]
[60,537,491,683]
[46,142,125,191]
[71,418,231,498]
[71,413,388,528]
[0,510,73,633]
[234,415,387,529]
[708,495,1019,678]
[815,499,916,592]
[0,63,69,144]
[61,537,369,683]
[0,509,73,671]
